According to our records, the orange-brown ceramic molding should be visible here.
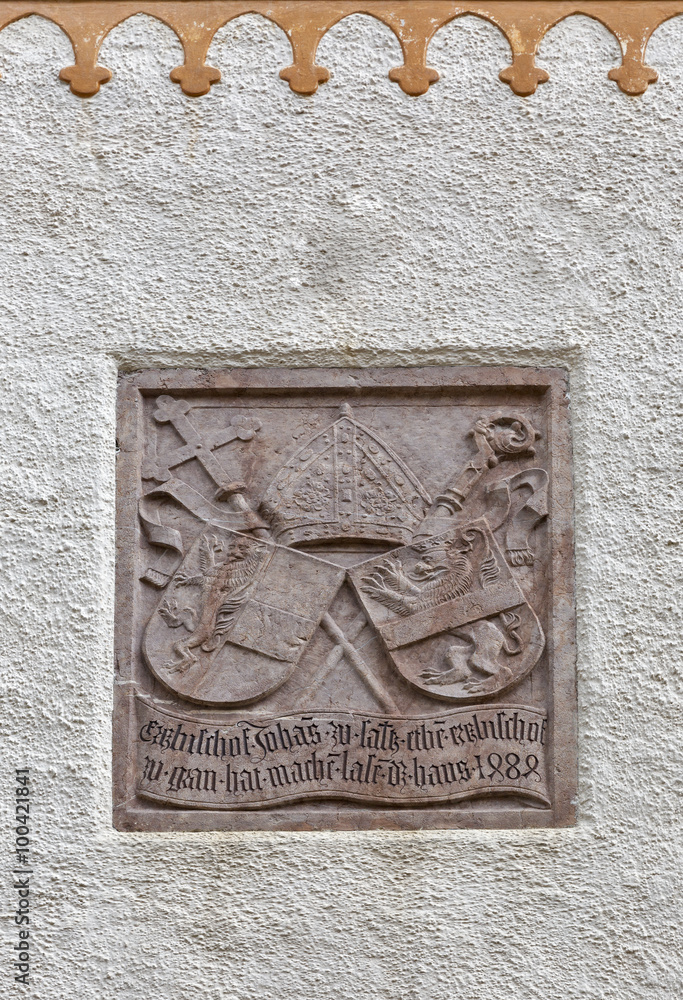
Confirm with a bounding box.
[0,2,680,99]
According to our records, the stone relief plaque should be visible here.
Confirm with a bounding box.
[114,368,576,831]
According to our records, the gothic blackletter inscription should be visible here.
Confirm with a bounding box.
[114,368,576,831]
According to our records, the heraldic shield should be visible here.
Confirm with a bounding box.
[143,526,345,706]
[348,518,545,702]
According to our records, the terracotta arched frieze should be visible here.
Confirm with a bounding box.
[0,1,681,99]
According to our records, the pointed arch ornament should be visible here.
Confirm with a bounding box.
[0,1,681,100]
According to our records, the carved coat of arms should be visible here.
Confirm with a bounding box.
[115,369,576,831]
[349,518,545,701]
[144,527,344,705]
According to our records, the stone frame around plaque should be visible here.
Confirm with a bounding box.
[0,1,674,103]
[114,367,576,832]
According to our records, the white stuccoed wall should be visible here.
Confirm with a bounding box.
[0,10,682,999]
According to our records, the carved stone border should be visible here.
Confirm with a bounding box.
[114,366,576,832]
[0,1,681,99]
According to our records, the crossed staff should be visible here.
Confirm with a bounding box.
[145,399,400,714]
[318,613,398,714]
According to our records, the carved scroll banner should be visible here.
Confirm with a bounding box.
[114,368,576,831]
[136,698,550,809]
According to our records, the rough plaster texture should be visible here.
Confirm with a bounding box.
[0,9,682,1000]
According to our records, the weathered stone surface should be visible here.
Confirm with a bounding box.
[115,366,576,830]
